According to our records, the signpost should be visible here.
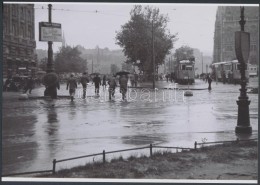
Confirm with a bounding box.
[39,22,62,42]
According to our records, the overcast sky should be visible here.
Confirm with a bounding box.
[33,3,243,56]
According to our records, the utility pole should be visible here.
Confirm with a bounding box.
[43,4,59,99]
[152,19,155,89]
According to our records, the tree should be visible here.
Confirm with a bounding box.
[38,57,47,71]
[121,63,133,72]
[116,5,177,76]
[174,46,194,61]
[54,46,87,73]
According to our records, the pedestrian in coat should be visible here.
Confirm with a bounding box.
[119,75,128,101]
[80,72,89,99]
[108,75,117,100]
[24,77,34,94]
[208,75,212,90]
[67,74,77,101]
[92,74,101,95]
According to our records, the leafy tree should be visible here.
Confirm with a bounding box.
[174,46,194,61]
[38,57,47,71]
[121,63,133,72]
[54,46,87,73]
[116,5,177,75]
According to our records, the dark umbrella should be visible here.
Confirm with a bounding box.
[116,71,130,76]
[90,73,100,76]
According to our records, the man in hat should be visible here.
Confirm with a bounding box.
[80,72,89,99]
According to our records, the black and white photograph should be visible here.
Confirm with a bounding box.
[1,1,259,184]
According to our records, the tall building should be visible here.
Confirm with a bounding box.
[213,6,259,65]
[3,4,37,78]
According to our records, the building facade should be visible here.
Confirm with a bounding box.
[213,6,259,65]
[3,4,37,78]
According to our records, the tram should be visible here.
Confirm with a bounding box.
[174,59,195,84]
[211,60,249,84]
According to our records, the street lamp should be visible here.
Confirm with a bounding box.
[43,4,59,99]
[235,7,252,134]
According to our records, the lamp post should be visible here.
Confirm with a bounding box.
[43,4,59,99]
[235,7,252,134]
[46,4,54,73]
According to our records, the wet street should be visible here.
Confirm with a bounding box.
[2,78,258,175]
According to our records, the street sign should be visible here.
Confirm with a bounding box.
[235,31,250,63]
[39,22,62,42]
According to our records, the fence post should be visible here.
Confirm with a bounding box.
[150,144,153,157]
[103,150,106,163]
[194,141,197,150]
[52,159,56,174]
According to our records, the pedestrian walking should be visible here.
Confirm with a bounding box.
[108,75,117,100]
[134,73,138,87]
[24,77,34,94]
[119,75,128,101]
[66,74,77,101]
[130,74,135,87]
[222,70,226,84]
[208,75,212,90]
[80,72,89,99]
[3,77,11,91]
[92,74,101,95]
[166,73,169,82]
[102,75,107,91]
[170,72,174,82]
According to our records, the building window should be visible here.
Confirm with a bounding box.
[12,23,16,35]
[28,26,31,39]
[251,45,257,51]
[28,10,31,22]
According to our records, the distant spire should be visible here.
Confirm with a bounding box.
[62,31,66,47]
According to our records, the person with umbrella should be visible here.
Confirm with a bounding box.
[92,74,101,95]
[24,76,35,94]
[66,74,77,101]
[119,74,128,101]
[80,72,89,99]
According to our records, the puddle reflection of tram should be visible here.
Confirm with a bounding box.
[211,60,249,84]
[174,59,195,85]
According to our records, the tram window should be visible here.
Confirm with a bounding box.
[224,65,231,70]
[236,64,240,70]
[182,65,186,70]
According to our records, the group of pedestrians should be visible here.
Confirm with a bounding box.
[66,72,128,101]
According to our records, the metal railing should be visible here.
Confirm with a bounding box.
[2,138,257,177]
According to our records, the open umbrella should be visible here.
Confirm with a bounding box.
[90,73,100,76]
[116,71,130,76]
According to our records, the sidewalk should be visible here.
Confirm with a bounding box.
[136,79,209,90]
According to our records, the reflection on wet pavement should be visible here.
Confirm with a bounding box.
[2,78,258,174]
